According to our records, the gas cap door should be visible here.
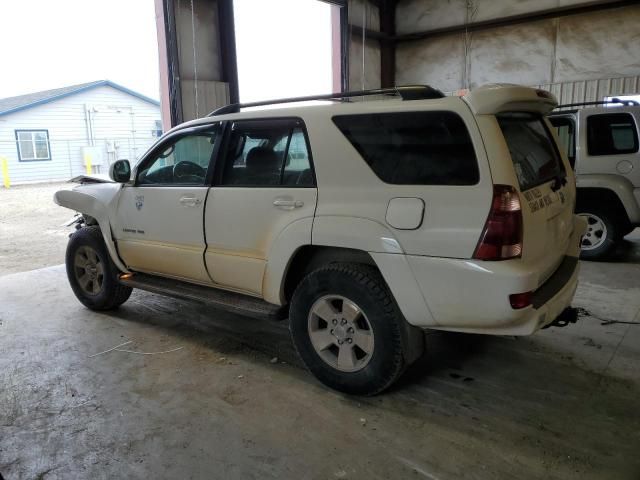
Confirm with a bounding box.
[386,197,425,230]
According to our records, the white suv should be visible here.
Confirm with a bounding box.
[549,99,640,259]
[55,84,586,395]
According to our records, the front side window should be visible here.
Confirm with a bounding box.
[220,119,314,187]
[332,111,479,185]
[16,130,51,161]
[549,116,576,168]
[587,113,639,156]
[137,126,220,185]
[497,113,565,192]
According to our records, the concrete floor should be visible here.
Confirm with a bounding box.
[1,240,640,479]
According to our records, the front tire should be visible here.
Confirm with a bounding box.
[66,226,132,310]
[576,207,619,260]
[289,263,423,395]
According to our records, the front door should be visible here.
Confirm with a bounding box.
[113,124,221,284]
[204,118,317,296]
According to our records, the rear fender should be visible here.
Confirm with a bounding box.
[576,174,639,223]
[54,185,129,273]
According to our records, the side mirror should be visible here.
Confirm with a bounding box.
[109,159,131,183]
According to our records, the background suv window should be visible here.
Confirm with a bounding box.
[221,121,314,187]
[332,111,479,185]
[549,117,576,168]
[587,113,639,156]
[137,128,219,185]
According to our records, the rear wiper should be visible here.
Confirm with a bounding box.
[550,173,567,192]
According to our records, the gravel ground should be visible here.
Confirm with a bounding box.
[0,182,73,276]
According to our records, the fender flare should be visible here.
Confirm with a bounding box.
[576,174,640,223]
[53,189,130,273]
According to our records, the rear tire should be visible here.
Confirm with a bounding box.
[66,226,132,310]
[289,263,423,395]
[576,206,619,260]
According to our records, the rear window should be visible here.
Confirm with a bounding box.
[332,111,479,185]
[497,113,565,192]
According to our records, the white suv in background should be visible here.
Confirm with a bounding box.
[55,84,586,395]
[549,99,640,259]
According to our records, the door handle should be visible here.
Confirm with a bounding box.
[179,196,202,207]
[273,199,304,209]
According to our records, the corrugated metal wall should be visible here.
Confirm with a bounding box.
[537,76,640,105]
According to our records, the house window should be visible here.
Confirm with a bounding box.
[15,130,51,161]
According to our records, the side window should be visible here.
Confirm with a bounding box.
[137,127,219,186]
[549,116,576,168]
[283,128,313,186]
[332,111,479,185]
[220,120,314,187]
[587,113,639,156]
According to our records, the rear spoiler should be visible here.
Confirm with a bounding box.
[463,84,557,115]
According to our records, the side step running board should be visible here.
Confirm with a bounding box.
[119,273,287,321]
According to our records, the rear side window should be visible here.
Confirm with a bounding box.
[497,113,565,192]
[587,113,638,156]
[332,111,479,185]
[220,119,314,187]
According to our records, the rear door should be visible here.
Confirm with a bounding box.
[204,118,317,297]
[578,110,640,187]
[497,113,575,282]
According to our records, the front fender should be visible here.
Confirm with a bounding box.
[576,174,640,223]
[54,185,129,273]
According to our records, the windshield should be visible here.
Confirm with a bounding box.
[497,113,565,192]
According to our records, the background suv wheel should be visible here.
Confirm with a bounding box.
[289,263,423,395]
[577,207,619,260]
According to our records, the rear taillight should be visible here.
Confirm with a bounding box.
[473,185,523,260]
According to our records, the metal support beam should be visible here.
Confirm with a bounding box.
[161,0,183,126]
[393,0,639,43]
[379,0,396,87]
[217,0,240,104]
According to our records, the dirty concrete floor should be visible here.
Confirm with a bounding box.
[0,182,72,276]
[2,237,640,480]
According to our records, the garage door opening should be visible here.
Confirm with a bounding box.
[233,0,338,102]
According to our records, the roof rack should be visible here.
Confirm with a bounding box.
[554,98,640,109]
[208,85,445,116]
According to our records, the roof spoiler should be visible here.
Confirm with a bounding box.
[208,85,445,116]
[463,84,558,115]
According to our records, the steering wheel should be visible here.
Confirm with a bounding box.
[173,161,205,182]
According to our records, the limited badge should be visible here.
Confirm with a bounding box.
[135,195,144,211]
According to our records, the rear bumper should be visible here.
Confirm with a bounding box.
[402,254,580,335]
[371,215,586,336]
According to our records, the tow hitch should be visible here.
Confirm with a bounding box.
[543,307,578,329]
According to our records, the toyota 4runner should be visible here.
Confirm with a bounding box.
[55,84,586,395]
[549,98,640,259]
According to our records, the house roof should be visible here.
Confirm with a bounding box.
[0,80,160,117]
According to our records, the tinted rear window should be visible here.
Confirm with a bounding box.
[332,111,479,185]
[587,113,638,156]
[497,113,565,192]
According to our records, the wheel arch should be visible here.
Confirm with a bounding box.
[281,245,376,303]
[575,186,632,229]
[576,175,639,224]
[54,189,129,273]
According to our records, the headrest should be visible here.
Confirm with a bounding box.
[246,146,279,173]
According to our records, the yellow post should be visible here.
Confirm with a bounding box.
[1,157,10,189]
[84,152,92,175]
